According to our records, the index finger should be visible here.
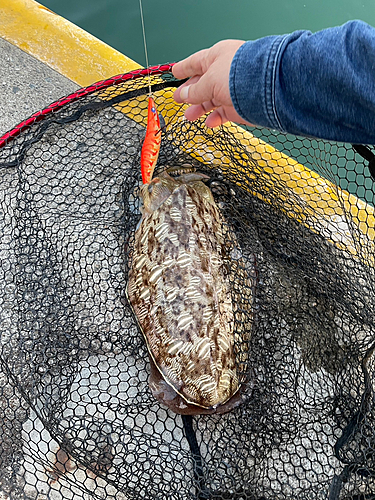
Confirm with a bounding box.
[172,48,210,80]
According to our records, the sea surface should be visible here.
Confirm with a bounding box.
[42,0,375,66]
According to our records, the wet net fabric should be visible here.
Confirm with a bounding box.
[1,65,375,499]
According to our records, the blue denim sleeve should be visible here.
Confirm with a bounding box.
[229,20,375,144]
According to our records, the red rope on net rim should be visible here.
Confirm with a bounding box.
[0,63,174,150]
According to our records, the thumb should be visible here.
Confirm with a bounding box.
[177,73,215,105]
[174,75,200,103]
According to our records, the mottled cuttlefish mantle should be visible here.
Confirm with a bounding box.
[127,168,255,414]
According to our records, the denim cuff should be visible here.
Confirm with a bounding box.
[229,35,288,130]
[229,33,306,131]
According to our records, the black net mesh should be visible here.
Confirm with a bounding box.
[1,65,375,500]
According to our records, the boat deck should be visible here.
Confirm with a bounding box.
[0,0,139,138]
[0,37,78,136]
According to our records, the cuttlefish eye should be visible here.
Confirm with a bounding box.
[147,177,160,193]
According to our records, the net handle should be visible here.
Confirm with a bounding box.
[0,63,175,150]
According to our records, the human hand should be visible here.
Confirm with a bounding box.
[172,40,254,128]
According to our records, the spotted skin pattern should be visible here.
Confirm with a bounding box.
[127,170,251,411]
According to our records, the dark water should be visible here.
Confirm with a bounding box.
[42,0,375,66]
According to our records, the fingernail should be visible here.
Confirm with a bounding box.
[180,86,189,102]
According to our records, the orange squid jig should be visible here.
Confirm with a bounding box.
[140,96,161,184]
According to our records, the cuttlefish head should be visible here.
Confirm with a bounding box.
[139,165,213,216]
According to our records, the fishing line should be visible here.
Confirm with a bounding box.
[138,0,152,96]
[138,1,189,137]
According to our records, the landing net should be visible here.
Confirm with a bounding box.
[0,64,375,500]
